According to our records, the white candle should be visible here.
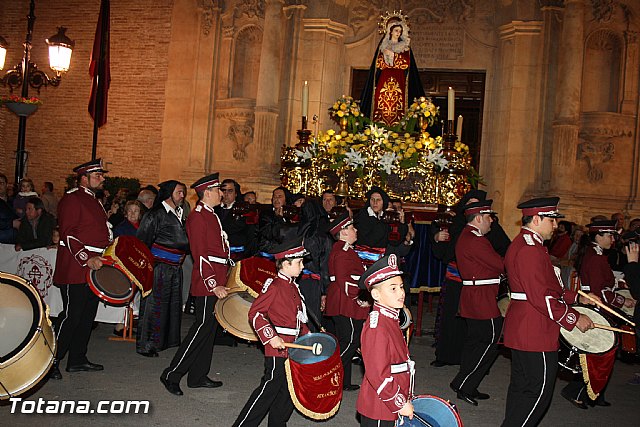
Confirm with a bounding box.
[302,81,309,118]
[456,115,463,141]
[447,87,455,121]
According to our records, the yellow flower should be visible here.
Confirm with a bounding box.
[392,146,400,152]
[391,132,399,138]
[428,143,436,150]
[340,141,346,146]
[399,143,407,150]
[353,110,360,117]
[341,131,348,137]
[385,142,393,149]
[337,110,344,117]
[339,149,346,154]
[404,133,410,138]
[420,102,427,109]
[364,129,371,136]
[424,111,430,117]
[407,147,416,154]
[333,103,339,110]
[340,103,347,111]
[328,148,337,154]
[404,152,413,159]
[335,135,342,140]
[327,129,335,136]
[415,141,423,149]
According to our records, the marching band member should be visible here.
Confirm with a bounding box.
[160,173,229,396]
[357,254,414,426]
[450,200,504,406]
[501,197,599,427]
[50,159,111,379]
[233,238,310,427]
[325,212,369,391]
[560,219,635,408]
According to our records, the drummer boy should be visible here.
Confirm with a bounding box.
[357,254,414,426]
[233,238,310,427]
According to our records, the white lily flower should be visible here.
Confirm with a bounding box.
[378,152,397,174]
[368,123,388,141]
[344,149,366,168]
[294,147,313,160]
[426,148,449,170]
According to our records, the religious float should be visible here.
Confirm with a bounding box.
[280,11,477,209]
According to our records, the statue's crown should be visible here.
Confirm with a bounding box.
[378,10,409,34]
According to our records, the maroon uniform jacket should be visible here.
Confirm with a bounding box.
[580,244,625,308]
[455,224,505,319]
[54,186,111,285]
[186,201,230,297]
[249,271,310,358]
[357,303,412,422]
[326,240,369,319]
[503,228,580,352]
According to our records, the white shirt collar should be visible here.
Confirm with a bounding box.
[367,206,382,219]
[162,200,183,221]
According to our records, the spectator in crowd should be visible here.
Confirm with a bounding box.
[321,190,337,216]
[612,212,625,231]
[549,220,573,260]
[41,181,59,218]
[291,193,305,208]
[13,178,38,217]
[15,197,57,251]
[0,173,20,244]
[137,188,156,211]
[114,200,144,237]
[243,191,257,204]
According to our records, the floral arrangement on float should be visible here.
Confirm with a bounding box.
[281,93,475,204]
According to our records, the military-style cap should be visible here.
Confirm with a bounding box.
[73,158,108,175]
[587,220,618,234]
[328,212,353,236]
[270,237,310,260]
[464,199,495,216]
[191,173,220,193]
[358,254,403,291]
[517,197,564,218]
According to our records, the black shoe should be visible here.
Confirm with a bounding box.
[352,355,363,366]
[561,389,588,409]
[594,399,611,407]
[113,328,124,337]
[138,350,159,358]
[343,384,360,391]
[431,360,449,368]
[160,376,183,396]
[188,377,223,388]
[457,390,478,406]
[49,361,62,380]
[66,362,104,372]
[474,391,490,400]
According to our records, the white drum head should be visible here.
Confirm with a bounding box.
[0,283,36,359]
[560,306,616,354]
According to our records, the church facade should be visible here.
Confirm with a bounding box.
[0,0,638,235]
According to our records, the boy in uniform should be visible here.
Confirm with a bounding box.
[357,254,414,426]
[233,238,310,427]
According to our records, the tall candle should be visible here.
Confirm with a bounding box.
[456,115,463,141]
[302,81,309,118]
[447,87,455,121]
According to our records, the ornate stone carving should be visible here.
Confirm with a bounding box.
[236,0,265,19]
[223,25,235,38]
[199,0,218,36]
[587,29,621,51]
[625,30,638,44]
[590,0,631,24]
[577,140,615,182]
[228,121,255,161]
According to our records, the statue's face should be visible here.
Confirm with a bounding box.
[390,25,402,41]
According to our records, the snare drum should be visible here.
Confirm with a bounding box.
[558,306,617,373]
[397,395,464,427]
[0,272,56,399]
[214,292,258,342]
[87,235,154,306]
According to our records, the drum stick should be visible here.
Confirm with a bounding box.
[577,290,636,327]
[593,323,635,335]
[283,342,323,356]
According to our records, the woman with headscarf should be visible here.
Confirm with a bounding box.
[136,180,189,357]
[354,186,409,263]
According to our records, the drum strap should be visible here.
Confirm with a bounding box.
[462,278,501,286]
[58,240,103,253]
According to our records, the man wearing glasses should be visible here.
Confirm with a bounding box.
[214,179,257,260]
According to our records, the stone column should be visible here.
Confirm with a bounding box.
[621,31,639,115]
[253,0,284,172]
[549,0,585,197]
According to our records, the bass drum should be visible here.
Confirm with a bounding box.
[0,272,56,399]
[214,292,258,342]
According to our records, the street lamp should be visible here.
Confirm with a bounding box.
[0,0,74,184]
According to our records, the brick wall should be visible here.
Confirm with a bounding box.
[0,0,174,198]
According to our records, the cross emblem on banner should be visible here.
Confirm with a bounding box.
[28,265,43,287]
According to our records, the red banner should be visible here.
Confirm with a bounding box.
[285,349,343,420]
[580,347,617,400]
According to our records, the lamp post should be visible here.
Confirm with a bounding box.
[0,0,74,185]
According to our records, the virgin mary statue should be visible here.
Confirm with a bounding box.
[360,12,425,127]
